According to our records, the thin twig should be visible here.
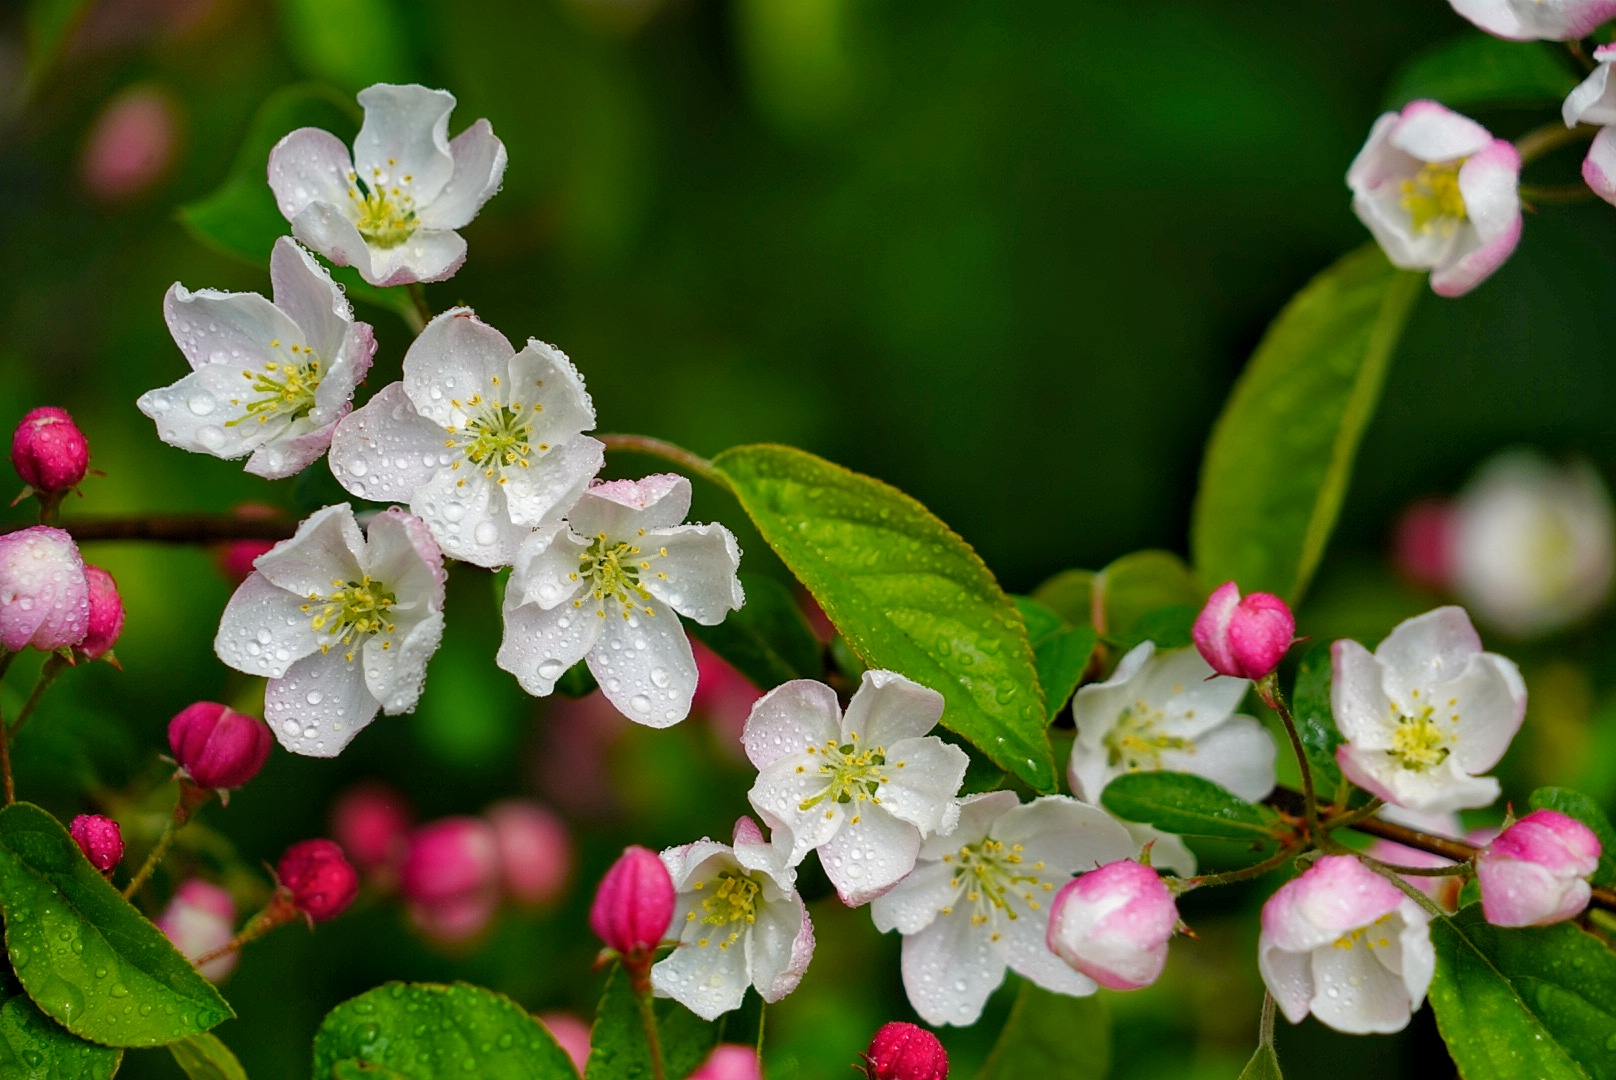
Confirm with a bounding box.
[635,981,667,1080]
[1,514,295,544]
[0,651,15,804]
[598,434,733,494]
[8,653,68,738]
[1515,122,1596,167]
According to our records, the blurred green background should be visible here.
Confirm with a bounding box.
[2,0,1614,1076]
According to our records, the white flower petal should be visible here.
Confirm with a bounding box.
[264,646,381,757]
[878,737,969,835]
[1389,101,1492,162]
[1565,62,1616,127]
[412,467,529,568]
[870,859,960,935]
[993,797,1134,876]
[289,202,372,275]
[642,524,743,625]
[748,893,814,1003]
[1139,647,1249,738]
[268,236,352,361]
[587,601,698,727]
[161,284,303,375]
[1157,714,1276,802]
[511,338,596,439]
[1446,653,1527,774]
[1331,639,1395,747]
[899,911,1005,1027]
[1259,939,1315,1024]
[362,228,467,287]
[569,475,693,539]
[417,118,507,231]
[328,383,446,504]
[842,669,946,747]
[497,596,606,697]
[748,757,843,864]
[1065,738,1111,803]
[214,571,320,678]
[652,923,752,1022]
[741,680,843,770]
[403,309,513,427]
[1307,936,1415,1034]
[661,839,735,890]
[499,436,605,529]
[918,791,1018,860]
[140,366,287,460]
[508,524,590,610]
[1586,126,1616,205]
[1001,896,1095,998]
[353,84,456,203]
[267,127,354,223]
[819,808,922,906]
[1374,606,1482,702]
[1395,901,1435,1008]
[254,503,366,598]
[365,610,442,714]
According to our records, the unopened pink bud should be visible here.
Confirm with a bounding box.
[863,1022,948,1080]
[0,526,89,653]
[539,1013,592,1074]
[217,539,277,587]
[69,814,123,873]
[11,407,90,494]
[78,566,125,659]
[691,1045,763,1080]
[487,799,573,906]
[590,845,675,956]
[168,702,272,790]
[400,818,502,944]
[406,890,501,945]
[278,839,359,922]
[1477,809,1602,927]
[79,86,180,202]
[157,880,237,981]
[1193,581,1295,681]
[1047,859,1178,991]
[1392,498,1456,590]
[330,782,413,875]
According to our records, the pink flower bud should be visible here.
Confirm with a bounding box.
[11,407,90,494]
[1477,809,1602,927]
[862,1022,948,1080]
[400,818,502,944]
[691,1045,763,1080]
[1048,860,1178,991]
[79,86,180,202]
[1392,498,1455,590]
[487,799,573,906]
[278,839,359,922]
[157,880,237,981]
[1192,581,1295,681]
[330,782,413,876]
[0,526,89,653]
[69,814,123,873]
[77,566,125,660]
[217,539,277,587]
[167,702,272,790]
[589,844,675,956]
[539,1013,592,1074]
[406,890,501,945]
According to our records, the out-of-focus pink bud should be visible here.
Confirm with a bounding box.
[217,540,277,587]
[69,814,123,873]
[589,844,675,957]
[1477,809,1602,927]
[330,782,413,877]
[77,566,125,660]
[692,639,760,747]
[691,1044,763,1080]
[486,799,572,906]
[1392,498,1456,590]
[1192,581,1295,682]
[157,880,237,981]
[862,1022,948,1080]
[168,702,272,790]
[277,839,359,922]
[80,85,180,202]
[539,1012,592,1074]
[0,526,89,653]
[11,407,90,494]
[1047,860,1177,991]
[400,818,502,944]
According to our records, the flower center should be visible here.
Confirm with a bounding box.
[304,575,397,662]
[1331,913,1395,952]
[939,838,1054,938]
[688,871,761,950]
[349,169,416,248]
[1104,703,1193,773]
[445,386,545,487]
[1400,160,1467,234]
[1389,706,1452,772]
[571,533,667,620]
[226,342,322,428]
[799,733,888,814]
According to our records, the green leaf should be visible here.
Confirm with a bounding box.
[1385,32,1579,111]
[689,573,823,691]
[0,992,122,1079]
[1528,788,1616,888]
[1030,569,1094,627]
[168,1033,248,1080]
[584,965,717,1080]
[976,980,1110,1080]
[1237,1042,1283,1080]
[278,0,412,92]
[1191,245,1422,604]
[712,444,1054,791]
[0,802,232,1047]
[1100,772,1286,842]
[1429,905,1616,1080]
[1092,551,1200,641]
[24,0,90,91]
[1013,596,1097,721]
[1290,642,1345,798]
[177,84,410,320]
[312,982,578,1080]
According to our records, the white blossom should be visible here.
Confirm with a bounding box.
[214,504,445,757]
[139,237,374,479]
[870,792,1132,1027]
[268,84,506,286]
[1450,0,1616,41]
[651,817,814,1021]
[1564,46,1616,205]
[742,671,969,906]
[328,308,604,569]
[497,474,743,726]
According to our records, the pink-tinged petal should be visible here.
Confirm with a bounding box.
[268,127,354,222]
[1389,101,1493,162]
[264,646,381,757]
[741,680,842,770]
[749,894,815,1002]
[360,228,468,287]
[1585,126,1616,205]
[354,84,456,204]
[1191,581,1241,674]
[569,474,694,538]
[244,413,343,479]
[1001,894,1095,998]
[1564,63,1616,127]
[1260,856,1403,954]
[842,669,946,748]
[316,319,377,422]
[0,527,89,652]
[1432,141,1522,297]
[417,118,507,231]
[269,236,353,362]
[1374,607,1483,704]
[327,383,446,504]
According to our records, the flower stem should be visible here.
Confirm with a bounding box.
[598,434,733,494]
[8,653,69,738]
[634,980,667,1080]
[1179,843,1302,892]
[0,651,16,804]
[404,283,431,334]
[1516,122,1595,167]
[1258,990,1276,1048]
[1319,798,1384,832]
[1521,182,1598,206]
[121,784,212,900]
[1260,677,1319,838]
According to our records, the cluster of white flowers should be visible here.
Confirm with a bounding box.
[140,84,745,757]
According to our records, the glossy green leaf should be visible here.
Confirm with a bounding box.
[1290,642,1345,798]
[1528,788,1616,888]
[168,1032,247,1080]
[1237,1042,1283,1080]
[1385,32,1578,111]
[712,444,1054,791]
[312,982,577,1079]
[0,802,232,1047]
[278,0,412,92]
[1101,772,1286,842]
[1429,905,1616,1080]
[689,573,823,691]
[0,992,122,1080]
[177,84,409,320]
[1013,596,1097,721]
[1030,569,1094,628]
[977,980,1110,1080]
[585,964,717,1080]
[1092,551,1200,641]
[1191,245,1422,604]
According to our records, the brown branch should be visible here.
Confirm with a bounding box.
[1,514,296,544]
